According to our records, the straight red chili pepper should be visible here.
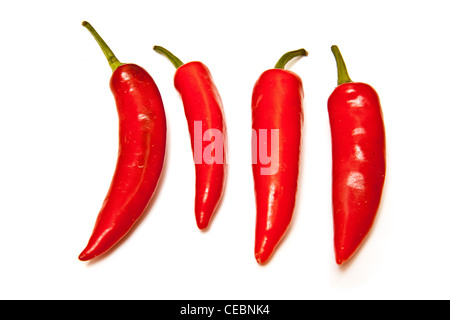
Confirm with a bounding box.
[78,22,166,261]
[252,49,307,264]
[328,45,386,265]
[153,46,226,230]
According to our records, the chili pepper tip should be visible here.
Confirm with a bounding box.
[78,250,90,261]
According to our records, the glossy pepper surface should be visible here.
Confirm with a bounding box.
[154,46,226,230]
[328,45,386,265]
[78,22,166,261]
[252,49,307,264]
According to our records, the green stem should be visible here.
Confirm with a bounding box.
[274,48,308,69]
[82,21,123,72]
[153,46,184,69]
[331,45,352,85]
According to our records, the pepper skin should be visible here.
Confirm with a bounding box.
[252,49,307,264]
[328,45,386,265]
[78,22,166,261]
[154,46,226,230]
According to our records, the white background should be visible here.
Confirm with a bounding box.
[0,0,449,300]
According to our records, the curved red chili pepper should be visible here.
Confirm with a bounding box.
[328,45,386,265]
[252,49,307,264]
[78,22,166,261]
[153,46,226,230]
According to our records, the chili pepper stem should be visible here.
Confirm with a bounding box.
[331,45,352,85]
[274,49,308,69]
[82,21,123,72]
[153,45,184,69]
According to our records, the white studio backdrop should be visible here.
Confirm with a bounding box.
[0,0,449,299]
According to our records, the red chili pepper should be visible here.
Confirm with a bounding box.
[328,45,386,265]
[78,22,166,261]
[252,49,307,264]
[153,46,226,230]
